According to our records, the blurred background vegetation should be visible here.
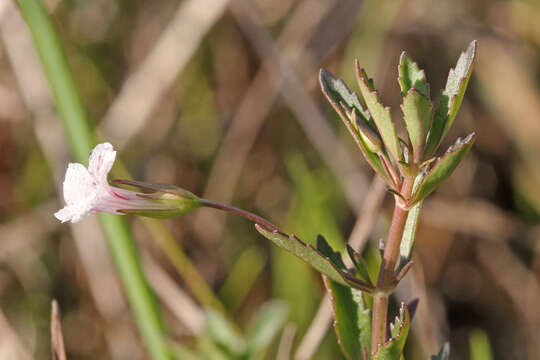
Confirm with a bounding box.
[1,0,540,359]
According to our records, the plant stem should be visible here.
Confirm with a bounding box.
[371,177,414,356]
[200,198,278,231]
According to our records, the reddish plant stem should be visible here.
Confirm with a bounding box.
[371,177,414,356]
[199,198,278,231]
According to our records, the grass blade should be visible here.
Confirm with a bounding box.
[16,1,171,358]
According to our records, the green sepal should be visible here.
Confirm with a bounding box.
[112,179,202,218]
[118,207,201,219]
[424,41,477,158]
[430,343,450,360]
[255,225,375,293]
[410,133,475,204]
[373,303,410,360]
[356,61,402,162]
[112,179,201,199]
[398,52,430,98]
[323,276,372,359]
[401,88,433,162]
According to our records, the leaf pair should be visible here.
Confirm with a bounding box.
[399,41,477,164]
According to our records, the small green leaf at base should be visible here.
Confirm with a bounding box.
[255,225,374,292]
[347,245,373,286]
[323,276,372,359]
[411,133,475,204]
[424,41,477,158]
[398,171,425,269]
[373,303,410,360]
[430,343,450,360]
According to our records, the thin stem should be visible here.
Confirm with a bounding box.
[371,177,414,355]
[200,198,278,231]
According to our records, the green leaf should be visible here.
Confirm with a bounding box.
[401,89,432,162]
[205,310,246,356]
[319,68,372,126]
[411,133,475,204]
[424,41,477,158]
[245,301,289,357]
[323,277,372,359]
[319,69,396,184]
[347,245,373,286]
[255,225,374,293]
[398,172,425,269]
[356,62,402,162]
[373,303,410,360]
[398,52,430,98]
[317,234,347,270]
[430,343,450,360]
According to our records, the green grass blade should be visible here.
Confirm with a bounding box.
[16,1,171,358]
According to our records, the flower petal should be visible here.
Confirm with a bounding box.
[54,202,94,223]
[88,142,116,183]
[63,163,96,205]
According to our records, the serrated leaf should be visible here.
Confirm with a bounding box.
[398,172,425,269]
[401,89,432,162]
[398,52,430,97]
[411,133,475,204]
[373,303,410,360]
[319,69,395,184]
[255,225,374,293]
[245,301,289,357]
[205,310,246,356]
[430,343,450,360]
[356,62,402,162]
[318,69,380,152]
[424,41,477,158]
[319,68,371,123]
[323,276,372,359]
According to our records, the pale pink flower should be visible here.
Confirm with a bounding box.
[55,143,155,223]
